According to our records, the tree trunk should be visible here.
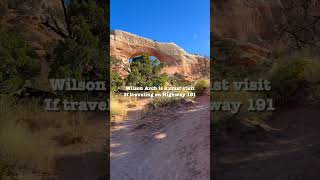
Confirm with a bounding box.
[60,0,71,36]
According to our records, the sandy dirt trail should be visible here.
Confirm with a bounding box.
[214,104,320,180]
[110,95,210,180]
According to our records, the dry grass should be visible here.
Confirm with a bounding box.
[0,95,55,177]
[110,94,141,121]
[0,95,93,178]
[110,98,126,117]
[194,79,210,96]
[211,88,271,126]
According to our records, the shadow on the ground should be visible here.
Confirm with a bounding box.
[213,105,320,180]
[214,143,320,180]
[55,151,108,180]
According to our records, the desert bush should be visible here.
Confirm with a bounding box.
[147,91,195,109]
[302,60,320,84]
[49,112,88,147]
[125,55,168,87]
[268,58,306,102]
[68,0,108,44]
[194,79,209,96]
[0,95,94,177]
[0,151,18,179]
[110,56,125,93]
[212,34,273,81]
[111,55,170,92]
[0,95,55,177]
[48,0,108,98]
[49,37,105,80]
[110,94,141,120]
[0,28,40,93]
[267,56,320,105]
[148,96,186,109]
[53,131,84,146]
[111,71,125,92]
[211,89,271,126]
[169,72,191,86]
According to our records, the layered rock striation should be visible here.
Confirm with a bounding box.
[110,30,208,77]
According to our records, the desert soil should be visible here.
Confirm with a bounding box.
[21,112,108,180]
[214,104,320,180]
[110,95,210,180]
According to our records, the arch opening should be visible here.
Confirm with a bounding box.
[128,54,161,66]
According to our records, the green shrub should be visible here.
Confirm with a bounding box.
[194,79,209,96]
[169,72,191,86]
[110,71,125,92]
[48,0,108,98]
[211,89,271,126]
[125,55,168,87]
[68,0,108,42]
[148,96,185,109]
[0,28,40,93]
[268,58,312,104]
[302,60,320,83]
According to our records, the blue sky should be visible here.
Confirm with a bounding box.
[111,0,210,56]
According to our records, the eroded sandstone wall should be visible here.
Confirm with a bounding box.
[1,0,68,57]
[0,0,68,90]
[212,0,320,50]
[110,30,208,77]
[212,0,285,48]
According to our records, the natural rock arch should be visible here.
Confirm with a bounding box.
[110,30,207,77]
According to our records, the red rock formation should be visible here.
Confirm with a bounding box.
[212,0,320,50]
[110,30,208,78]
[0,0,68,58]
[212,0,285,48]
[0,0,68,90]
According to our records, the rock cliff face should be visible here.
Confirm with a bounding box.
[110,30,208,77]
[0,0,68,90]
[0,0,68,58]
[212,0,320,49]
[212,0,285,48]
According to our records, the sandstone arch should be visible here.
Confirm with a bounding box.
[110,30,208,77]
